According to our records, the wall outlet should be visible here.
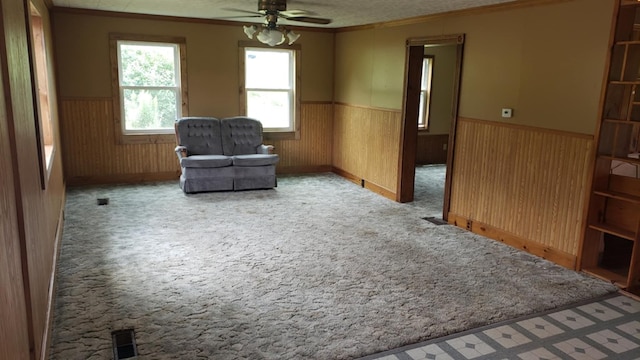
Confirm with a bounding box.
[502,108,513,118]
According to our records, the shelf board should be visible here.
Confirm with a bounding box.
[597,155,640,166]
[610,80,640,85]
[583,267,629,288]
[593,190,640,204]
[603,119,640,124]
[588,222,637,241]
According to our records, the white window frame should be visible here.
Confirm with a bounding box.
[117,41,181,135]
[418,56,434,131]
[109,33,188,145]
[239,42,301,140]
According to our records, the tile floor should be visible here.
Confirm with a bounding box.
[361,293,640,360]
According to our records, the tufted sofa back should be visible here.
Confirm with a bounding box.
[175,117,223,155]
[220,117,264,155]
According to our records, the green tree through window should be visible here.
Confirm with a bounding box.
[118,42,181,132]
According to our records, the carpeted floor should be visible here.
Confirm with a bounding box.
[411,164,447,218]
[50,172,616,360]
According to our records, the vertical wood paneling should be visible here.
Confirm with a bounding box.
[366,109,401,191]
[450,118,593,257]
[271,103,333,171]
[416,134,449,164]
[1,0,66,358]
[333,104,402,193]
[0,36,31,360]
[333,105,364,176]
[60,98,180,184]
[61,100,333,183]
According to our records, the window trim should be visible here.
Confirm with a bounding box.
[109,33,188,145]
[239,41,301,141]
[117,40,181,135]
[418,55,434,132]
[26,2,55,189]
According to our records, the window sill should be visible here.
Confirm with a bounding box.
[117,133,176,145]
[264,131,300,141]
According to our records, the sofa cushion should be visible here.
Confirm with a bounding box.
[175,117,224,155]
[221,117,264,155]
[181,155,233,168]
[232,154,279,167]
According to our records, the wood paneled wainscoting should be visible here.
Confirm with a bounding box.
[332,103,402,200]
[267,102,334,174]
[448,117,594,269]
[60,98,334,185]
[60,98,180,186]
[417,133,449,165]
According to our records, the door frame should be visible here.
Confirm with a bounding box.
[396,34,465,222]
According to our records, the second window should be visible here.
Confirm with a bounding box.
[242,47,297,133]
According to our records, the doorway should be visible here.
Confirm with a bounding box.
[396,34,465,222]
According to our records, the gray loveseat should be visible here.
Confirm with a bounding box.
[174,116,279,193]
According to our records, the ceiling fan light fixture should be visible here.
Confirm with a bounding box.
[232,0,330,45]
[256,28,286,47]
[286,30,300,45]
[243,25,258,39]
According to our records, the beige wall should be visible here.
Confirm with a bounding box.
[53,11,336,181]
[332,0,616,262]
[334,0,614,135]
[53,12,334,108]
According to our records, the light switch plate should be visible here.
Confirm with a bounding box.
[501,108,513,118]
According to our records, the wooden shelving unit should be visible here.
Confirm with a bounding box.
[581,1,640,294]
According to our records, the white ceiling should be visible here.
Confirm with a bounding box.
[51,0,520,28]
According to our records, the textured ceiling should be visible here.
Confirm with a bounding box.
[51,0,520,28]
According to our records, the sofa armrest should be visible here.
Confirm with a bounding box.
[175,146,188,160]
[258,144,275,154]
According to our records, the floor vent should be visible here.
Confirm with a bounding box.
[422,217,448,225]
[112,329,138,359]
[97,198,109,206]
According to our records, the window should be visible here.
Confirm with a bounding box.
[418,56,434,130]
[28,3,54,188]
[240,44,300,139]
[118,42,180,133]
[110,34,188,144]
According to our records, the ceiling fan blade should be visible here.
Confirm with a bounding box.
[280,9,311,17]
[219,15,264,19]
[221,8,264,16]
[222,4,331,25]
[281,15,332,25]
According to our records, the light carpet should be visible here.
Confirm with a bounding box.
[50,172,616,360]
[411,164,447,218]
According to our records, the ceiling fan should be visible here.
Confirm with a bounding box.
[226,0,332,46]
[225,0,332,27]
